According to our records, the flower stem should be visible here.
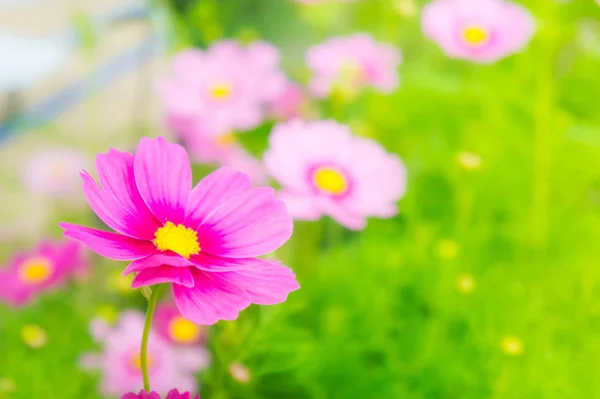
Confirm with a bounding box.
[141,285,160,392]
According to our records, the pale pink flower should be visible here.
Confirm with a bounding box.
[174,127,267,186]
[22,147,89,198]
[264,120,407,230]
[60,137,299,325]
[306,33,401,97]
[160,40,286,136]
[0,240,88,307]
[154,303,207,345]
[422,0,535,63]
[82,311,209,397]
[267,81,310,121]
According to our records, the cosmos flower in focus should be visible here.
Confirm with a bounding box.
[22,147,89,199]
[0,240,87,307]
[264,120,407,230]
[60,137,299,325]
[81,311,209,397]
[159,40,286,136]
[122,389,199,399]
[422,0,535,63]
[306,33,401,97]
[154,303,206,345]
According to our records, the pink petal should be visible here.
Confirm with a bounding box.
[185,167,252,229]
[196,187,293,258]
[132,266,195,288]
[80,171,153,240]
[220,261,300,305]
[134,137,192,225]
[189,253,278,272]
[278,191,322,220]
[96,149,161,234]
[123,251,191,275]
[172,269,252,325]
[60,222,155,260]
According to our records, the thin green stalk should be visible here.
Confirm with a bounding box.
[141,285,161,391]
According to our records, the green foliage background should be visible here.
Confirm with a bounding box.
[2,0,600,398]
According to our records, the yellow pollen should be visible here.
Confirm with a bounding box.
[19,257,52,284]
[215,132,237,147]
[210,83,233,100]
[463,25,489,46]
[153,222,201,259]
[313,167,348,195]
[130,353,154,371]
[169,316,202,343]
[339,61,365,83]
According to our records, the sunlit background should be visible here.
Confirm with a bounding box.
[2,0,600,398]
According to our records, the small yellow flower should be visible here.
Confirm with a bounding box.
[457,151,482,170]
[501,336,523,356]
[21,324,47,349]
[456,274,476,294]
[436,239,460,260]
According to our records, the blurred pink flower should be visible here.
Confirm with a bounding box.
[174,127,267,186]
[60,137,299,325]
[22,147,89,199]
[422,0,535,63]
[154,303,206,345]
[0,240,87,307]
[264,120,407,230]
[123,390,199,399]
[160,40,286,136]
[81,311,209,397]
[306,33,401,97]
[294,0,355,3]
[267,80,309,121]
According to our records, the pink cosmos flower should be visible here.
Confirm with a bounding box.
[263,120,407,230]
[267,81,310,121]
[123,390,199,399]
[0,240,88,307]
[60,136,299,325]
[306,33,401,97]
[154,303,206,345]
[172,125,267,186]
[159,40,286,136]
[81,311,209,396]
[422,0,535,63]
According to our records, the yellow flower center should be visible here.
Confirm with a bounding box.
[313,166,348,196]
[153,222,201,259]
[168,316,202,343]
[462,25,489,46]
[19,257,52,284]
[210,82,233,100]
[130,353,154,371]
[215,132,237,147]
[339,61,365,84]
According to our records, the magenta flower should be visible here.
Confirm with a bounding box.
[306,33,401,97]
[123,389,199,399]
[82,312,209,396]
[264,120,407,230]
[0,240,87,307]
[60,137,298,325]
[422,0,535,63]
[154,303,206,345]
[160,40,286,136]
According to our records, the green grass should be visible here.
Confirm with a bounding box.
[3,0,600,397]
